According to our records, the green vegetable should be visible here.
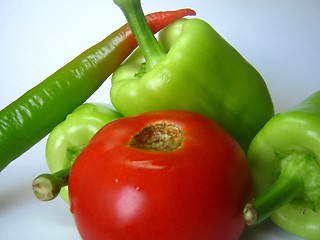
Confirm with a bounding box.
[244,91,320,240]
[33,166,71,202]
[0,9,195,172]
[44,103,121,202]
[111,0,274,151]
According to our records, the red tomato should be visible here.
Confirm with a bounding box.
[68,110,252,240]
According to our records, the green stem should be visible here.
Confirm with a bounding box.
[114,0,166,71]
[32,167,70,201]
[32,145,84,201]
[244,152,315,225]
[243,175,303,225]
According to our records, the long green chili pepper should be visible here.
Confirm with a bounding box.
[0,8,196,172]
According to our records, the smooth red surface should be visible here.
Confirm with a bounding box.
[69,110,252,240]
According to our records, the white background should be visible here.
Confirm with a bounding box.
[0,0,319,239]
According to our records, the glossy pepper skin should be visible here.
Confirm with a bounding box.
[0,9,195,172]
[245,91,320,239]
[45,103,121,203]
[111,0,274,152]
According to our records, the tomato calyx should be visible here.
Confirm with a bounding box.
[129,121,183,151]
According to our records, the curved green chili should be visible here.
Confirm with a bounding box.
[0,8,196,172]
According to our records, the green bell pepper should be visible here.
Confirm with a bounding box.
[243,91,320,240]
[111,0,274,151]
[45,103,121,202]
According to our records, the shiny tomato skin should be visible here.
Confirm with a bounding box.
[68,110,252,240]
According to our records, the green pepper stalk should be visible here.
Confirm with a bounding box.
[114,0,166,71]
[0,9,196,172]
[244,91,320,240]
[111,0,274,152]
[43,103,121,203]
[33,167,70,201]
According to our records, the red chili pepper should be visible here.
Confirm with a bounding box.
[0,8,196,172]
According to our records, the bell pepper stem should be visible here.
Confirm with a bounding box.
[244,152,316,225]
[114,0,166,71]
[32,167,70,201]
[33,145,84,201]
[243,175,303,225]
